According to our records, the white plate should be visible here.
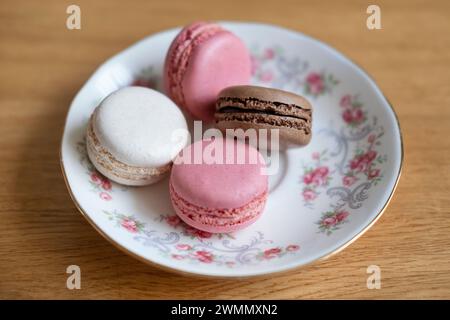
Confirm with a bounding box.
[61,22,403,277]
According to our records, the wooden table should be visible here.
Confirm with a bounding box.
[1,0,449,299]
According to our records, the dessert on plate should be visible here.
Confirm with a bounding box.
[86,86,188,186]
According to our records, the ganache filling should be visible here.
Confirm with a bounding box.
[217,106,310,121]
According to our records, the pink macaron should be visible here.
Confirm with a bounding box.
[169,138,268,233]
[164,22,252,122]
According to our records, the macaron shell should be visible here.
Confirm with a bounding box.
[215,120,311,148]
[170,139,268,209]
[182,31,251,122]
[94,86,188,168]
[163,22,223,109]
[86,114,171,186]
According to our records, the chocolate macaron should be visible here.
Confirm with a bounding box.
[215,85,312,147]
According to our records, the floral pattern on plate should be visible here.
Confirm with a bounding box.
[301,150,332,207]
[76,140,117,201]
[250,45,308,89]
[300,92,387,235]
[249,46,387,236]
[250,45,339,98]
[303,71,340,97]
[61,23,401,276]
[316,210,350,235]
[103,211,300,266]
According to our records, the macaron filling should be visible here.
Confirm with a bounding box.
[217,97,311,118]
[218,106,310,121]
[216,112,311,131]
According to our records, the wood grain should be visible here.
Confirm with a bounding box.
[1,0,449,299]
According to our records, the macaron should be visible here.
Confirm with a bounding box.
[170,138,268,233]
[215,85,313,148]
[86,86,188,186]
[164,22,252,122]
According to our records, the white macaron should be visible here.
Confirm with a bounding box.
[86,86,188,186]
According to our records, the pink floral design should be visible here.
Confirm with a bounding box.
[263,48,275,59]
[303,166,330,186]
[301,151,331,206]
[312,152,321,160]
[339,94,366,127]
[99,192,112,201]
[317,210,350,235]
[77,141,115,201]
[250,46,283,83]
[299,92,386,236]
[121,218,138,233]
[250,55,260,76]
[350,150,377,173]
[105,211,300,266]
[340,94,352,108]
[368,168,380,179]
[345,133,385,184]
[90,172,102,184]
[302,189,317,201]
[176,244,192,251]
[101,180,112,191]
[306,72,324,95]
[311,123,385,236]
[93,175,112,199]
[103,210,145,234]
[286,245,300,252]
[256,245,301,260]
[342,175,358,187]
[323,217,337,226]
[343,108,364,125]
[259,71,274,82]
[336,211,349,222]
[166,215,181,228]
[195,251,214,263]
[263,248,282,259]
[304,71,339,97]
